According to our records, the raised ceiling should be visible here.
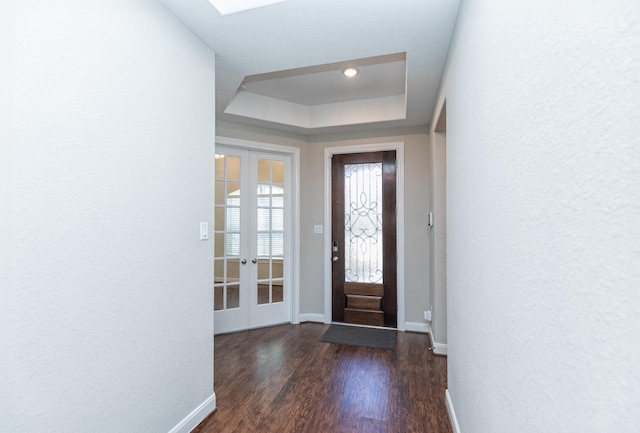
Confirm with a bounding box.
[243,53,406,106]
[159,0,461,136]
[225,53,408,130]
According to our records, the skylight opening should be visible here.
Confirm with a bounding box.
[208,0,287,16]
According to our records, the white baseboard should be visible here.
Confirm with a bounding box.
[404,321,429,333]
[168,393,216,433]
[427,323,448,355]
[445,389,461,433]
[299,313,326,323]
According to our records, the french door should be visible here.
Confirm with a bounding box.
[214,146,291,334]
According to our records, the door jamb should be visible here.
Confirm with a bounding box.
[215,136,301,325]
[323,142,406,330]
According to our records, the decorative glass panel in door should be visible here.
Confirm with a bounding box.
[344,162,383,284]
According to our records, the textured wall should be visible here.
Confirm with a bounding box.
[2,1,216,432]
[444,1,639,432]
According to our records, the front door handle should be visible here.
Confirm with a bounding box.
[332,256,339,262]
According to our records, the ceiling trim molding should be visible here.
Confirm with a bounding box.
[224,92,406,129]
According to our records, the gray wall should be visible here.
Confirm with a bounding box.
[429,131,447,345]
[217,123,433,326]
[443,0,640,431]
[306,133,431,325]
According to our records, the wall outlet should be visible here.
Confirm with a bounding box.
[424,310,432,321]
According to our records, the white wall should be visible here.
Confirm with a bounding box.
[1,1,216,432]
[443,1,639,432]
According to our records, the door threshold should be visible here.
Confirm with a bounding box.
[331,321,397,331]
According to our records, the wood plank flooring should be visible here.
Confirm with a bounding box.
[193,323,451,433]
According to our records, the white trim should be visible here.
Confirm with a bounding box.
[428,323,448,355]
[216,136,298,155]
[215,136,301,325]
[323,142,406,330]
[292,147,301,324]
[404,322,429,333]
[445,389,461,433]
[167,393,216,433]
[299,313,325,323]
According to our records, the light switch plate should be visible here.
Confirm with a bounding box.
[200,222,209,240]
[313,224,323,234]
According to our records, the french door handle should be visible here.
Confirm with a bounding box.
[241,258,247,265]
[251,258,257,264]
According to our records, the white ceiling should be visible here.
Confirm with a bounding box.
[159,0,461,136]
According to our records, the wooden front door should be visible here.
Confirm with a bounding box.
[331,151,397,328]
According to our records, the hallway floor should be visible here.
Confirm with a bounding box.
[194,323,451,433]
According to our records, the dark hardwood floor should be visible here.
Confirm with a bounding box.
[194,323,451,433]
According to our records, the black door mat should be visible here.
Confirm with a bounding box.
[320,324,396,350]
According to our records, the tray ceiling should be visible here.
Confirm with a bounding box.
[159,0,461,136]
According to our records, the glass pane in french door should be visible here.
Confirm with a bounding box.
[256,159,285,305]
[214,153,242,311]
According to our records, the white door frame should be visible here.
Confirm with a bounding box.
[215,136,301,325]
[323,142,406,330]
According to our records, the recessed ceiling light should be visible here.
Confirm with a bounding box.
[208,0,287,16]
[342,67,359,78]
